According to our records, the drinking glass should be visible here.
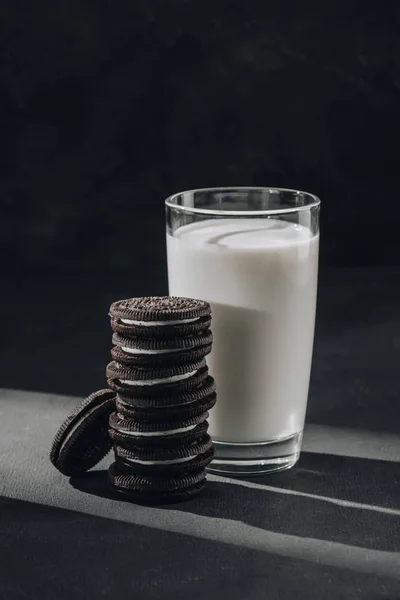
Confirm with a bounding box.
[166,188,320,474]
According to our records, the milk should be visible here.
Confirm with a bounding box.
[167,218,319,444]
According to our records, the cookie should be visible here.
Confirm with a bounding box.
[114,432,212,459]
[109,408,208,435]
[115,390,217,421]
[110,296,211,338]
[50,389,116,476]
[110,296,211,324]
[111,315,212,338]
[109,418,209,448]
[116,375,216,409]
[109,474,206,504]
[112,482,207,504]
[114,447,215,476]
[107,359,209,396]
[108,462,207,504]
[111,330,212,367]
[109,463,206,491]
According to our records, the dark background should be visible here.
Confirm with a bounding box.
[1,0,400,408]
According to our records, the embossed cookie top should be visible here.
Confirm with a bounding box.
[109,296,211,323]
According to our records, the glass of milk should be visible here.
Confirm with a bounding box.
[166,188,320,475]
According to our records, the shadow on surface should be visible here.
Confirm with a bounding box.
[70,470,116,501]
[242,451,400,508]
[172,452,400,553]
[70,453,400,554]
[2,495,398,600]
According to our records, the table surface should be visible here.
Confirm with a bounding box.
[1,268,400,599]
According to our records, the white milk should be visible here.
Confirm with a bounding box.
[167,218,319,444]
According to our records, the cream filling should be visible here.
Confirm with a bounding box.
[117,397,191,410]
[124,455,196,465]
[119,370,197,387]
[120,317,199,326]
[118,395,190,411]
[114,423,197,437]
[121,346,182,355]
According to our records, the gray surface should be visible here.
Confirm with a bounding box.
[1,389,400,599]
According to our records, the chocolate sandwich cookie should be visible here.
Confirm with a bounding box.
[115,390,217,422]
[109,408,208,437]
[107,359,208,396]
[109,411,209,448]
[111,330,212,367]
[108,462,207,504]
[50,389,116,476]
[115,447,215,476]
[111,481,207,504]
[114,433,213,463]
[110,296,211,338]
[110,463,206,491]
[116,375,216,409]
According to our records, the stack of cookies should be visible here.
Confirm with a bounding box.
[106,296,216,503]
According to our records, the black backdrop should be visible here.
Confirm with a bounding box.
[1,0,400,397]
[2,0,400,273]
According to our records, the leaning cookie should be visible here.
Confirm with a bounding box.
[111,330,212,367]
[106,359,208,396]
[50,389,116,476]
[110,296,211,338]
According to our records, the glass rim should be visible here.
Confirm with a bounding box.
[165,187,321,216]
